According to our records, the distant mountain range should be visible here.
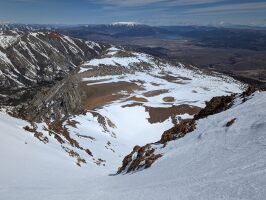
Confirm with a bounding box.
[1,23,266,50]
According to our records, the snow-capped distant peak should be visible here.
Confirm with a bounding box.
[111,22,141,26]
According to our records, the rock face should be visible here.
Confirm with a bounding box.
[0,31,107,90]
[18,73,86,122]
[160,119,196,144]
[117,144,162,173]
[194,95,235,120]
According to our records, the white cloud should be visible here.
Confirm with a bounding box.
[104,0,162,6]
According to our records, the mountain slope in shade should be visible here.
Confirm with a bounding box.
[0,90,265,200]
[0,31,106,90]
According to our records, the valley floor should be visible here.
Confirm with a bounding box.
[0,92,266,200]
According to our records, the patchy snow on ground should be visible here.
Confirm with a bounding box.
[82,64,244,108]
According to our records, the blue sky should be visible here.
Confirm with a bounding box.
[0,0,266,26]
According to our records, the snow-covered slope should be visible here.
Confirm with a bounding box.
[0,111,107,199]
[1,90,265,200]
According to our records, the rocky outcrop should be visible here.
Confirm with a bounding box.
[225,118,237,127]
[194,87,259,120]
[160,119,196,144]
[241,86,257,102]
[194,95,235,120]
[117,145,162,174]
[117,119,196,174]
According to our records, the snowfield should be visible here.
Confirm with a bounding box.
[1,91,265,200]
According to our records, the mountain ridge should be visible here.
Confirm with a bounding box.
[0,31,108,106]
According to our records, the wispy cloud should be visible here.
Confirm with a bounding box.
[89,0,224,7]
[167,0,224,6]
[87,0,156,7]
[183,2,266,13]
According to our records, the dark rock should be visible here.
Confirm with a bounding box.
[194,95,235,120]
[226,118,237,127]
